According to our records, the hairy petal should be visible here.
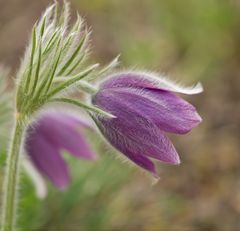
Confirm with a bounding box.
[126,151,158,177]
[34,112,97,160]
[92,91,181,175]
[94,88,201,134]
[25,112,97,189]
[100,71,203,95]
[25,128,70,190]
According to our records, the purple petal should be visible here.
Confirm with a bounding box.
[26,128,70,190]
[26,112,97,189]
[35,112,97,160]
[93,116,160,175]
[126,151,158,177]
[93,87,201,134]
[100,71,203,95]
[92,90,181,176]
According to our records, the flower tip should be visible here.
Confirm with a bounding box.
[55,179,70,191]
[196,112,203,124]
[58,183,69,191]
[93,63,100,69]
[105,112,117,119]
[151,174,160,185]
[193,82,204,94]
[174,156,181,165]
[91,153,99,161]
[37,191,47,200]
[110,114,117,119]
[113,54,121,63]
[99,111,116,119]
[169,154,181,165]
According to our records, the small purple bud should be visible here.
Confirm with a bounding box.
[91,71,202,177]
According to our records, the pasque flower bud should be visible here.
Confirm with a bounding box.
[91,71,202,176]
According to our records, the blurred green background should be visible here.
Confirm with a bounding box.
[0,0,240,230]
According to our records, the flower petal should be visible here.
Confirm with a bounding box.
[92,90,181,175]
[100,71,203,95]
[35,112,97,160]
[93,113,180,166]
[93,116,159,174]
[26,128,70,190]
[126,151,158,177]
[93,87,201,134]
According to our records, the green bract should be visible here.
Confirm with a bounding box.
[15,2,116,119]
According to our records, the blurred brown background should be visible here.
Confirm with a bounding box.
[0,0,240,230]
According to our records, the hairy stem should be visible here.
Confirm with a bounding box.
[1,116,25,231]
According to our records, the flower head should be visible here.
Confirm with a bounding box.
[25,111,97,190]
[91,71,203,177]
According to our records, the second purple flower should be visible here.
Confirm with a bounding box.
[26,112,97,190]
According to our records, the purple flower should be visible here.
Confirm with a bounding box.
[91,71,202,177]
[25,112,97,190]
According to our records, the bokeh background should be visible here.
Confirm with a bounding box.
[0,0,240,230]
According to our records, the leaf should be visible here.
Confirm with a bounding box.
[49,97,115,118]
[47,64,99,98]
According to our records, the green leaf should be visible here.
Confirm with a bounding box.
[32,37,62,101]
[47,64,99,98]
[42,29,61,56]
[25,26,37,92]
[44,39,63,93]
[49,97,115,118]
[99,55,120,76]
[40,17,46,37]
[57,31,89,76]
[64,52,86,75]
[30,42,42,95]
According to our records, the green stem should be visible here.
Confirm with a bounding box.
[1,117,25,231]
